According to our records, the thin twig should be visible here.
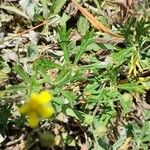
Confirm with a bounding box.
[1,20,48,44]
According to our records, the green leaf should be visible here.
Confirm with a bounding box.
[56,68,71,86]
[52,0,67,14]
[77,16,90,36]
[117,83,146,93]
[40,0,48,18]
[52,96,65,106]
[58,27,70,63]
[94,126,107,137]
[84,114,94,125]
[60,13,70,26]
[99,43,117,51]
[74,31,95,64]
[66,108,84,121]
[0,71,8,84]
[144,110,150,120]
[86,43,100,51]
[27,44,38,58]
[84,82,99,93]
[13,65,30,82]
[25,3,35,20]
[142,135,150,143]
[34,58,61,72]
[61,132,75,146]
[19,0,30,10]
[0,105,12,136]
[40,133,55,147]
[58,89,77,102]
[112,47,132,65]
[120,93,133,114]
[66,108,79,120]
[112,138,126,150]
[140,122,150,140]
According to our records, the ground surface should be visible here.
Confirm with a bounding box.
[0,0,150,150]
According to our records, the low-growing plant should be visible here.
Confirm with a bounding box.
[0,0,150,149]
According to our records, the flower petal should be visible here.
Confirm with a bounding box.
[29,93,39,102]
[38,90,52,104]
[19,104,29,114]
[38,106,54,118]
[27,112,39,128]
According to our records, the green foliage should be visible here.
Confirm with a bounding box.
[74,30,95,64]
[58,27,71,63]
[34,58,61,72]
[52,0,67,14]
[1,0,150,149]
[0,105,12,136]
[77,16,90,36]
[127,121,150,150]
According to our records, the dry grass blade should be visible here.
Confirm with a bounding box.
[16,20,47,36]
[0,5,29,20]
[2,20,47,43]
[118,137,131,150]
[80,144,87,150]
[71,0,123,38]
[128,0,134,8]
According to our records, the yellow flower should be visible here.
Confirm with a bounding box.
[20,90,54,128]
[27,112,39,128]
